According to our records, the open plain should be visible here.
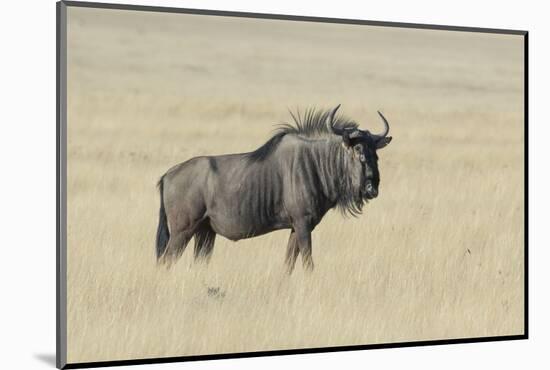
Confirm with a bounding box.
[66,7,525,363]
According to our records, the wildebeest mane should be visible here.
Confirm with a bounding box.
[278,107,359,137]
[246,107,358,162]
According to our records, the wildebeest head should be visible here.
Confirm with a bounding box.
[325,104,392,201]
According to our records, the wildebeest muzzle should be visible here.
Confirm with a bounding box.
[364,181,378,199]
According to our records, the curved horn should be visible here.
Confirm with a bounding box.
[375,111,390,137]
[325,104,341,133]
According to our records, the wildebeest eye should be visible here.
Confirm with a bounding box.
[352,145,365,162]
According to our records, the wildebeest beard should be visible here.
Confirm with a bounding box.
[293,139,364,217]
[317,139,372,217]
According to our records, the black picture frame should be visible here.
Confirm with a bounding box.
[56,1,528,368]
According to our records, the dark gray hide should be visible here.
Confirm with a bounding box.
[156,105,392,273]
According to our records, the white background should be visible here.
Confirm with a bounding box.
[0,0,546,369]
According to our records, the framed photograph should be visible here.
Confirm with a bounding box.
[57,1,528,368]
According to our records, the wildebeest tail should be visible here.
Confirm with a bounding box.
[156,177,170,259]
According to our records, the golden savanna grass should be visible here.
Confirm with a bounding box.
[66,7,525,364]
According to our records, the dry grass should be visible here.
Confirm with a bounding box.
[66,7,525,363]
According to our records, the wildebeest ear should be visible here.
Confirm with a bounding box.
[375,136,392,149]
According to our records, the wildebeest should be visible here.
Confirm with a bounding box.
[156,105,392,273]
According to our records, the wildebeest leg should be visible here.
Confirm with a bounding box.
[285,231,299,274]
[194,221,216,262]
[295,225,314,271]
[159,229,193,266]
